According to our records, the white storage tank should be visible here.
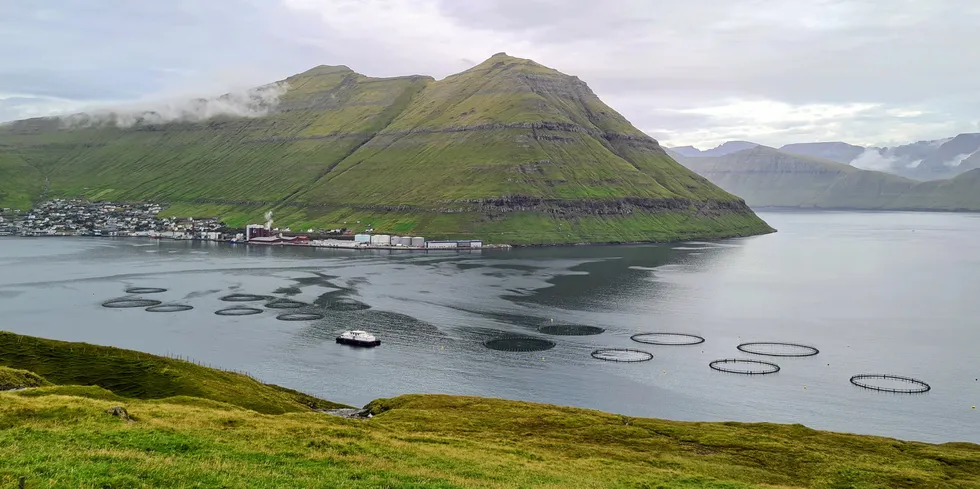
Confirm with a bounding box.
[393,236,409,246]
[411,237,425,247]
[370,234,391,246]
[354,234,371,243]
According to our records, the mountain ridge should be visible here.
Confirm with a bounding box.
[674,146,980,211]
[671,133,980,180]
[0,54,773,244]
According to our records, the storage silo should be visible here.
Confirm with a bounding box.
[411,237,425,247]
[374,234,391,246]
[354,234,371,243]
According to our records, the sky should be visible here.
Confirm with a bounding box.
[2,0,979,149]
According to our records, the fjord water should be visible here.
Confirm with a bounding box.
[1,211,977,443]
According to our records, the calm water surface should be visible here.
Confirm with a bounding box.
[1,211,978,443]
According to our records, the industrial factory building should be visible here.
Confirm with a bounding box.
[244,219,482,250]
[424,240,483,250]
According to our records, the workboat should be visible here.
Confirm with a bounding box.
[336,330,380,347]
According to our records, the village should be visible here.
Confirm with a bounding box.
[0,199,491,250]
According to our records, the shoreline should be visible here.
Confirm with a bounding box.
[0,228,778,250]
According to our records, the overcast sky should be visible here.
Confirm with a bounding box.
[3,0,979,148]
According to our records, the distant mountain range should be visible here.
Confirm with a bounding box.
[668,145,980,211]
[668,134,980,181]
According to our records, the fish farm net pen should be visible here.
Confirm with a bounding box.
[145,304,194,312]
[214,306,264,316]
[102,298,163,308]
[276,312,325,321]
[708,358,781,375]
[591,348,654,362]
[737,342,819,357]
[849,374,931,393]
[537,325,605,336]
[125,287,167,294]
[483,337,556,352]
[220,294,271,302]
[631,333,705,346]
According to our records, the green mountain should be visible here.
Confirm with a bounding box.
[0,54,771,244]
[673,146,980,211]
[3,331,978,488]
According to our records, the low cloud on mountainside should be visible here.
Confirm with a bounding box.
[850,149,904,171]
[56,82,289,128]
[2,0,980,146]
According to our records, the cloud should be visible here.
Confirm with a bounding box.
[2,0,980,148]
[58,82,289,128]
[944,150,980,167]
[851,149,900,172]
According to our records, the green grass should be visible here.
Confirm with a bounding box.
[0,54,773,244]
[0,332,978,487]
[0,366,50,391]
[0,391,977,488]
[0,331,346,414]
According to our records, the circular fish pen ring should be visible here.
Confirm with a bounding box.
[265,299,308,309]
[737,342,819,357]
[214,306,264,316]
[125,287,167,294]
[483,337,556,352]
[220,294,270,302]
[145,304,194,313]
[276,312,325,321]
[631,332,705,346]
[591,348,653,363]
[850,374,931,394]
[102,298,163,309]
[709,359,780,375]
[538,324,605,336]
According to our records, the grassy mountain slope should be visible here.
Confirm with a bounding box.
[0,54,772,244]
[675,146,980,211]
[0,331,345,414]
[890,169,980,210]
[0,152,46,210]
[2,333,978,488]
[676,147,917,209]
[0,366,49,390]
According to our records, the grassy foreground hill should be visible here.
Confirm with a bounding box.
[2,331,979,488]
[0,331,346,414]
[0,54,772,244]
[672,146,980,211]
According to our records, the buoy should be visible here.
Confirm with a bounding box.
[972,405,976,409]
[804,386,807,390]
[662,370,666,374]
